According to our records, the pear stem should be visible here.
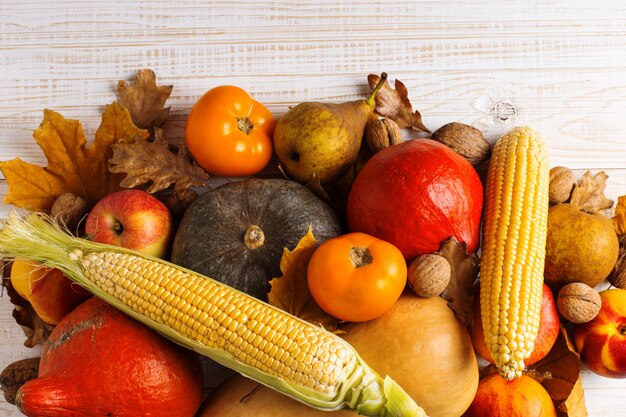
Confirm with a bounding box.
[365,72,388,107]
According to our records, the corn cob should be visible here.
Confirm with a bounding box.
[0,212,425,417]
[480,126,549,380]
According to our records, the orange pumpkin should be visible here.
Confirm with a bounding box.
[463,373,556,417]
[16,297,204,417]
[307,232,407,322]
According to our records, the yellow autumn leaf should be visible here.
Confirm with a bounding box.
[612,195,626,236]
[268,227,341,331]
[0,102,149,211]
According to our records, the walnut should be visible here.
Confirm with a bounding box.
[557,282,601,323]
[407,254,451,298]
[431,122,490,165]
[365,118,402,153]
[0,357,39,404]
[50,193,89,233]
[549,166,577,205]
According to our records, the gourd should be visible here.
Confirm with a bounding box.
[198,294,479,417]
[171,178,342,300]
[16,297,204,417]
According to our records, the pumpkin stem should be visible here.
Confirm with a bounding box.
[350,246,373,268]
[244,225,265,250]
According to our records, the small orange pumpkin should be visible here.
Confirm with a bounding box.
[463,373,556,417]
[307,232,407,322]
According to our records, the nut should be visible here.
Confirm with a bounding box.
[50,193,89,233]
[557,282,602,323]
[407,254,451,298]
[365,118,402,153]
[430,122,490,165]
[0,357,39,404]
[549,166,576,204]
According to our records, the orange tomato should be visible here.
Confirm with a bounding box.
[307,232,407,322]
[185,86,275,176]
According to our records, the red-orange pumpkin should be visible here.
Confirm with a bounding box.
[16,297,204,417]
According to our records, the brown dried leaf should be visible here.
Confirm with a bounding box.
[117,69,173,130]
[367,74,430,133]
[569,171,614,213]
[267,228,340,332]
[558,378,587,417]
[2,277,54,348]
[0,103,149,211]
[437,238,480,326]
[532,327,587,417]
[612,195,626,236]
[109,128,209,197]
[304,172,331,205]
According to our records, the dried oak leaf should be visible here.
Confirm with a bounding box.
[438,237,480,326]
[2,277,54,348]
[267,228,340,332]
[367,74,430,133]
[612,195,626,236]
[532,327,587,417]
[117,69,173,130]
[569,171,614,213]
[0,103,149,211]
[109,127,209,196]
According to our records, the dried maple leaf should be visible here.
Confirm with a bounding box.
[532,327,587,417]
[2,277,54,348]
[438,237,480,326]
[109,128,209,196]
[367,74,430,133]
[612,195,626,235]
[117,69,173,130]
[0,103,149,211]
[569,171,614,213]
[267,228,340,332]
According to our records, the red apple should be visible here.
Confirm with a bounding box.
[85,189,173,258]
[574,289,626,378]
[11,259,91,325]
[472,283,560,366]
[347,139,483,261]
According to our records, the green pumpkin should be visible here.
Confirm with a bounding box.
[171,179,342,300]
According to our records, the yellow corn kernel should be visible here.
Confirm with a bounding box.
[480,126,549,380]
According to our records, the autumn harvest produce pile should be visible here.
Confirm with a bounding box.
[2,70,626,417]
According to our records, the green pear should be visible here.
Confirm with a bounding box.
[273,73,388,184]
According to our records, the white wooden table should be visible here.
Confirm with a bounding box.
[2,1,626,415]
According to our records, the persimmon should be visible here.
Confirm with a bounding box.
[185,85,275,176]
[307,232,407,322]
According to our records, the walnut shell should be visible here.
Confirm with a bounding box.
[430,122,490,165]
[50,193,88,233]
[365,118,402,153]
[407,254,451,298]
[549,166,577,204]
[557,282,601,323]
[0,357,39,404]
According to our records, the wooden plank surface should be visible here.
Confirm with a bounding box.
[2,1,626,415]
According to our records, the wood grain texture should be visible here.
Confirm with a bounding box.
[1,1,626,415]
